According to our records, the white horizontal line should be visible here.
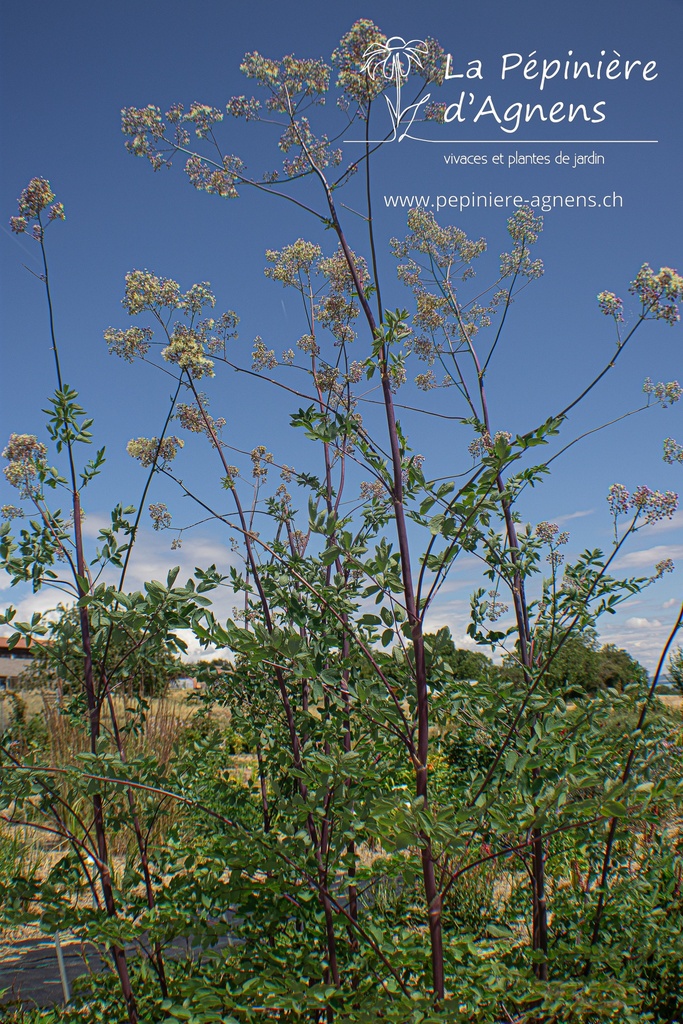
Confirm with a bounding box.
[420,139,658,144]
[346,139,659,144]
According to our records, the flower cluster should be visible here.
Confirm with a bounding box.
[346,361,365,384]
[126,436,184,468]
[332,19,388,104]
[468,431,512,459]
[121,105,168,169]
[265,239,322,289]
[314,365,340,393]
[2,434,48,498]
[609,482,678,523]
[162,325,215,379]
[652,558,675,579]
[122,270,182,315]
[500,208,544,279]
[185,153,244,199]
[663,437,683,465]
[185,102,224,138]
[107,273,235,379]
[149,503,172,530]
[297,334,320,356]
[360,480,388,501]
[221,466,240,489]
[176,398,225,444]
[486,590,509,622]
[597,291,624,321]
[10,178,65,235]
[607,483,630,516]
[104,326,152,362]
[630,264,683,325]
[205,311,240,354]
[1,504,24,520]
[535,522,569,545]
[415,370,438,392]
[17,178,54,216]
[643,377,682,406]
[240,52,330,112]
[631,485,678,522]
[250,446,273,479]
[316,247,368,345]
[389,363,407,392]
[226,95,261,120]
[252,337,278,371]
[182,283,216,314]
[279,117,342,177]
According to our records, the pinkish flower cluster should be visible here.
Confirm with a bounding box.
[360,480,387,501]
[121,105,167,168]
[652,558,675,579]
[643,377,682,406]
[9,178,65,235]
[663,437,683,464]
[597,290,624,321]
[486,590,509,622]
[148,502,172,530]
[424,101,447,123]
[630,264,683,325]
[176,398,225,445]
[535,522,570,546]
[607,483,630,516]
[468,431,513,459]
[226,95,262,120]
[608,481,678,523]
[2,433,48,498]
[185,153,244,199]
[631,485,678,522]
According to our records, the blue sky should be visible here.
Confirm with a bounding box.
[1,0,681,666]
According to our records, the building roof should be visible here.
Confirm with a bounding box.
[0,636,45,654]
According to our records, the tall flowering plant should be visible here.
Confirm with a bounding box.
[2,19,683,1024]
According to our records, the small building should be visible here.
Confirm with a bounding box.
[0,636,37,689]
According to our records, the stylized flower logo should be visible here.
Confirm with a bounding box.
[358,37,431,142]
[361,37,429,83]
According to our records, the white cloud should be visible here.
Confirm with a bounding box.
[647,510,683,534]
[616,544,683,569]
[0,529,240,646]
[625,616,662,629]
[552,508,595,525]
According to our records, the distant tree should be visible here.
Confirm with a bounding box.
[428,629,498,683]
[595,643,648,691]
[19,607,183,698]
[501,631,647,696]
[668,645,683,694]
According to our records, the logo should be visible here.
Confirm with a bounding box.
[351,36,432,143]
